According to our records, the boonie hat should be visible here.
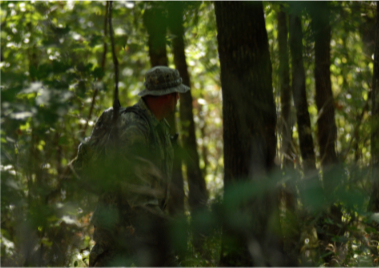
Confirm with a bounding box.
[138,66,190,97]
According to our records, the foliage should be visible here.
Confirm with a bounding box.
[1,1,378,266]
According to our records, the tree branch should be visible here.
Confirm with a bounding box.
[108,0,120,121]
[81,1,109,138]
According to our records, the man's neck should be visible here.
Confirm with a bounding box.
[143,98,165,121]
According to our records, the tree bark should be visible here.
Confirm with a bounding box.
[143,4,169,67]
[288,13,316,172]
[198,100,209,178]
[215,2,287,266]
[310,2,338,168]
[277,7,301,265]
[369,2,379,213]
[309,3,342,265]
[286,9,319,265]
[277,5,293,168]
[167,2,208,211]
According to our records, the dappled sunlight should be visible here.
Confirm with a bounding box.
[1,1,379,266]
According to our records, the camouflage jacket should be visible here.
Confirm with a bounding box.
[115,98,174,209]
[72,98,174,228]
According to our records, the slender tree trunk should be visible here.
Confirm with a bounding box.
[167,3,207,257]
[198,99,209,178]
[287,10,318,266]
[167,2,208,212]
[277,5,293,168]
[310,2,338,168]
[143,4,168,67]
[277,7,300,265]
[369,2,379,213]
[288,13,316,173]
[309,3,342,265]
[215,2,287,266]
[310,1,341,197]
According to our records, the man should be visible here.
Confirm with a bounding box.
[74,66,189,266]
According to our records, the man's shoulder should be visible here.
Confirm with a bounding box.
[93,106,148,130]
[119,106,150,131]
[117,106,152,145]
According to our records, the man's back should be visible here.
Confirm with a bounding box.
[85,99,174,266]
[117,98,173,208]
[73,66,190,266]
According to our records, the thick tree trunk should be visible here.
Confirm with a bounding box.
[277,6,293,168]
[288,13,316,173]
[167,2,208,211]
[215,2,287,266]
[369,3,379,213]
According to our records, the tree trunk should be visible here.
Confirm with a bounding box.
[288,12,316,172]
[198,100,209,178]
[310,2,338,168]
[277,5,293,168]
[309,3,341,265]
[310,0,341,199]
[287,9,318,265]
[143,4,168,67]
[215,2,287,266]
[167,2,207,256]
[369,2,379,213]
[277,7,300,265]
[167,2,208,212]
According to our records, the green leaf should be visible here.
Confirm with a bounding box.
[92,66,104,79]
[52,25,71,35]
[52,60,71,74]
[89,34,103,47]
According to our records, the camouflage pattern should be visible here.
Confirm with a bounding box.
[72,98,175,266]
[109,98,174,209]
[89,206,176,267]
[138,66,190,97]
[70,65,190,266]
[72,98,173,210]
